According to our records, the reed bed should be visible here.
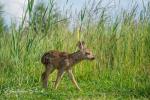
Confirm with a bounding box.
[0,0,150,99]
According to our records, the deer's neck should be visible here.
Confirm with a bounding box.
[69,51,84,65]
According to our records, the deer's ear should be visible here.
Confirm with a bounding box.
[77,41,85,50]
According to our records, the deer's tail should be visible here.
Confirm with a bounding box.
[41,53,51,65]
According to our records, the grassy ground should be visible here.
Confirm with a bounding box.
[0,0,150,99]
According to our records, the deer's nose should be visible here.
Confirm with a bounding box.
[91,57,95,60]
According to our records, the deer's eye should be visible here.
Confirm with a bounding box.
[85,52,90,55]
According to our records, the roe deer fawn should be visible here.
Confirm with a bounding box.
[41,41,95,90]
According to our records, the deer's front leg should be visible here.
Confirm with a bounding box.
[54,69,65,90]
[67,69,81,90]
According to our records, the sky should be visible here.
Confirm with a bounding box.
[1,0,149,25]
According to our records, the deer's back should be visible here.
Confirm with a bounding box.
[41,50,69,66]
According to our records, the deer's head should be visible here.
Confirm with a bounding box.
[77,41,95,60]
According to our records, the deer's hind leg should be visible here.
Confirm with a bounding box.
[41,64,55,88]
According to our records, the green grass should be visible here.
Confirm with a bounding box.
[0,0,150,99]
